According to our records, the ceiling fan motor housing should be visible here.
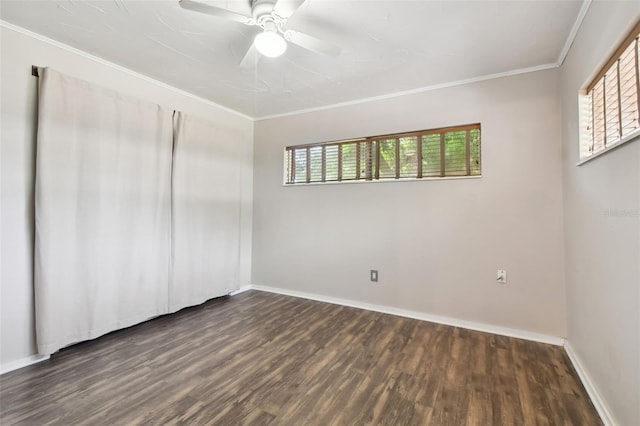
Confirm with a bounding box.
[251,0,278,20]
[178,0,340,60]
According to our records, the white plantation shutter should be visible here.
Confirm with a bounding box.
[283,124,481,185]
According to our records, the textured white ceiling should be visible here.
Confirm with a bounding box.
[1,0,584,118]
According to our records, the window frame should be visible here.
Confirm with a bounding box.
[578,20,640,165]
[283,123,481,185]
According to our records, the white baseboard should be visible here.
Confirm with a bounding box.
[1,354,50,375]
[564,342,614,426]
[229,285,252,296]
[248,284,565,346]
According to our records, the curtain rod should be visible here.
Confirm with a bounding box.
[32,66,39,77]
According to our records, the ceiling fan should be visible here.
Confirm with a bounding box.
[179,0,341,66]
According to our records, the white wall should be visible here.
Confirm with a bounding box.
[0,25,254,369]
[253,69,567,339]
[560,3,640,425]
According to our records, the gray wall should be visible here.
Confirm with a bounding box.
[0,26,254,369]
[253,69,567,339]
[560,2,640,425]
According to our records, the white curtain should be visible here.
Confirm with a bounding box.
[169,112,241,312]
[34,68,173,355]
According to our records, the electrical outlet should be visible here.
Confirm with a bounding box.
[496,269,507,284]
[370,270,378,282]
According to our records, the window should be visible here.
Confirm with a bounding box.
[581,21,640,160]
[284,124,481,185]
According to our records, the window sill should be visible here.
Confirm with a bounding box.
[282,175,482,187]
[577,129,640,166]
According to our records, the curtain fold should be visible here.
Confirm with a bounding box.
[169,112,241,312]
[34,68,173,355]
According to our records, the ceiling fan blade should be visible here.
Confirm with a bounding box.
[284,30,340,57]
[273,0,307,19]
[240,44,261,69]
[179,0,254,25]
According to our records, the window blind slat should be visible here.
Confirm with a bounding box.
[375,140,381,180]
[586,21,640,93]
[310,146,322,182]
[399,136,418,178]
[592,81,606,153]
[378,138,396,179]
[325,145,339,181]
[470,129,481,175]
[395,138,400,179]
[285,149,293,184]
[440,133,445,177]
[365,140,372,180]
[306,147,311,183]
[444,131,468,176]
[635,38,640,128]
[321,146,326,182]
[422,134,441,177]
[604,70,620,144]
[342,143,358,180]
[465,130,471,175]
[293,148,298,182]
[617,59,623,139]
[416,134,423,178]
[338,144,343,181]
[284,124,481,184]
[355,142,361,180]
[293,148,307,183]
[582,27,640,159]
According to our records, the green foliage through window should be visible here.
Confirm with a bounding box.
[285,124,481,184]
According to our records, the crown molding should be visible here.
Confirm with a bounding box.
[557,0,592,66]
[3,0,591,123]
[0,20,253,121]
[255,63,558,121]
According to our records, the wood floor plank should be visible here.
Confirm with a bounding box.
[0,291,602,425]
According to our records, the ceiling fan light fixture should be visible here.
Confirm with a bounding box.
[254,30,287,58]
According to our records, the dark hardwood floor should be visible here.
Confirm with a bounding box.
[0,290,601,425]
